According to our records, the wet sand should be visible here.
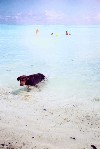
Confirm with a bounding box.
[0,87,100,149]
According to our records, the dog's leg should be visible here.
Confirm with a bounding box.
[27,85,29,89]
[35,84,41,91]
[27,85,30,92]
[35,84,38,88]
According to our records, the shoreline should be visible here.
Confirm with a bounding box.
[0,87,100,149]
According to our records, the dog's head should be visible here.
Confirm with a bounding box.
[17,75,28,86]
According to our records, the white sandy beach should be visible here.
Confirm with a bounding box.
[0,87,100,149]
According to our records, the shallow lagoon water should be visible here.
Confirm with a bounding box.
[0,25,100,101]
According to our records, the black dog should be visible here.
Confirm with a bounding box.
[17,73,47,88]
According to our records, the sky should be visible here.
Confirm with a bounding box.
[0,0,100,25]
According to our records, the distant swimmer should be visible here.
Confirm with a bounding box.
[66,31,68,35]
[36,29,39,35]
[51,33,53,35]
[66,31,71,35]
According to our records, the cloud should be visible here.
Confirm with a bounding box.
[82,13,100,24]
[95,13,100,21]
[0,9,100,25]
[27,11,33,16]
[44,10,67,23]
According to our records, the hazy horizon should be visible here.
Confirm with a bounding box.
[0,0,100,25]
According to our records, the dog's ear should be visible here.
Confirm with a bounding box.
[17,77,20,81]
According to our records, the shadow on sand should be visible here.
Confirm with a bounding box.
[11,87,29,95]
[11,82,47,95]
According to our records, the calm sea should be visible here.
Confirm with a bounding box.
[0,25,100,101]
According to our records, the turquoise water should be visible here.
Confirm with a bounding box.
[0,25,100,100]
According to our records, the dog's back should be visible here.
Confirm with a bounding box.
[26,73,46,86]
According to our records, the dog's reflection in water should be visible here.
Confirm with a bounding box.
[12,85,42,96]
